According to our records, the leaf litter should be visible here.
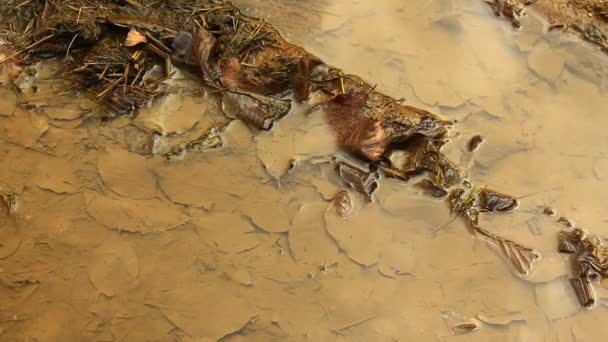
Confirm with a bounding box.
[145,281,257,341]
[88,236,139,297]
[84,191,189,234]
[97,147,157,199]
[194,212,262,253]
[0,0,606,340]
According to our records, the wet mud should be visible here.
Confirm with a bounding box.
[1,0,608,341]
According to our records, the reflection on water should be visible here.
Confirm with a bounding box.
[1,0,608,340]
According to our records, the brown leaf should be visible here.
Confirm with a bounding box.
[323,93,388,161]
[125,29,148,47]
[193,28,217,79]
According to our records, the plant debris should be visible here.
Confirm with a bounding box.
[164,125,224,161]
[485,0,608,56]
[337,160,379,201]
[559,228,608,308]
[484,0,527,28]
[2,0,554,299]
[449,187,540,276]
[0,187,18,216]
[468,135,485,152]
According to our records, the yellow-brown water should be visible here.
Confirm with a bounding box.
[2,0,608,341]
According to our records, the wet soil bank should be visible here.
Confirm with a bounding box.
[0,0,608,341]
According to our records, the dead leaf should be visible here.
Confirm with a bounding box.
[0,225,21,260]
[238,181,319,233]
[524,253,566,283]
[0,88,17,116]
[324,194,392,266]
[97,148,157,199]
[88,236,139,296]
[0,108,48,147]
[377,241,416,278]
[34,157,81,194]
[534,276,580,320]
[288,203,339,268]
[125,29,148,46]
[84,191,189,233]
[528,41,565,81]
[151,283,256,340]
[158,153,265,209]
[194,212,261,253]
[256,124,295,181]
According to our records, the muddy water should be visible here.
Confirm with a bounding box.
[1,0,608,341]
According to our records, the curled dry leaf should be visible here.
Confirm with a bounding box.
[193,28,217,80]
[125,29,148,47]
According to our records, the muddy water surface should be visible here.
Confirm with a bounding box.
[2,0,608,341]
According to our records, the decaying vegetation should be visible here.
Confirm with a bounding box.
[0,187,18,216]
[484,0,608,54]
[0,0,569,281]
[560,228,608,308]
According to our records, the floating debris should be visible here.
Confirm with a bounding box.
[449,187,540,276]
[164,125,224,161]
[478,188,519,213]
[559,228,608,308]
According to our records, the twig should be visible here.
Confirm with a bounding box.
[65,33,79,59]
[144,33,171,53]
[331,313,379,334]
[0,34,55,66]
[96,75,125,99]
[123,0,142,8]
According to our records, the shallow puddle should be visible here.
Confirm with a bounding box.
[1,0,608,341]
